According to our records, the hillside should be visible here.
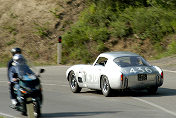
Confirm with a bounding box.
[0,0,176,66]
[0,0,86,66]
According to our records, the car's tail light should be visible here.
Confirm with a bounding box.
[121,74,123,81]
[161,71,163,79]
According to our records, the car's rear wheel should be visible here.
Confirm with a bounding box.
[69,71,82,93]
[147,87,158,94]
[101,75,111,97]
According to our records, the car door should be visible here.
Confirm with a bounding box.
[86,57,108,89]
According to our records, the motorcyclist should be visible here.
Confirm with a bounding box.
[8,54,30,107]
[7,48,22,71]
[7,48,22,106]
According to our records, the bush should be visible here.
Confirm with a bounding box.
[147,0,176,9]
[3,25,18,35]
[167,39,176,54]
[110,21,131,38]
[62,23,109,64]
[33,22,51,38]
[6,39,16,46]
[111,7,175,41]
[0,54,11,67]
[62,0,176,64]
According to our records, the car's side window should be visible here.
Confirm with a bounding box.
[95,57,108,66]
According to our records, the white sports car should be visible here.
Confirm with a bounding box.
[66,52,163,97]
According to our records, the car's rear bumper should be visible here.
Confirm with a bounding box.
[121,74,163,90]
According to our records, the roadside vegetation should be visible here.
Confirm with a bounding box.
[0,0,86,67]
[0,0,176,66]
[62,0,176,64]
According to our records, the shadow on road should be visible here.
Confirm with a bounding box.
[125,88,176,97]
[80,87,176,97]
[41,111,118,117]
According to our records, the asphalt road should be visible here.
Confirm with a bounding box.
[0,65,176,118]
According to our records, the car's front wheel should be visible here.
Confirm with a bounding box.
[69,71,82,93]
[101,75,111,97]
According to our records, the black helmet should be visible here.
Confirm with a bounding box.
[11,48,22,56]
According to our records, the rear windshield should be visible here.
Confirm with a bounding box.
[113,56,151,67]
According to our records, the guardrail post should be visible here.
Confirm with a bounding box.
[57,36,62,64]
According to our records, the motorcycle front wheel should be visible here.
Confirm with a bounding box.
[33,101,41,118]
[21,102,27,116]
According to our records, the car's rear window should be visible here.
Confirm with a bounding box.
[113,56,151,67]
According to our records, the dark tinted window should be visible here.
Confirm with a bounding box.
[95,57,108,66]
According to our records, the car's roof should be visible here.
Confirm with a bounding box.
[99,51,140,60]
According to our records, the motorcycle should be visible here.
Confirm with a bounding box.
[10,64,45,118]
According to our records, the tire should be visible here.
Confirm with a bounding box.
[101,75,111,97]
[21,102,27,116]
[69,71,82,93]
[21,112,27,116]
[33,101,41,118]
[147,87,158,94]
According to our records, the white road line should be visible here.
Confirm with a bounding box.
[0,112,19,118]
[41,83,68,87]
[163,69,176,73]
[59,85,68,87]
[41,83,56,86]
[132,97,176,117]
